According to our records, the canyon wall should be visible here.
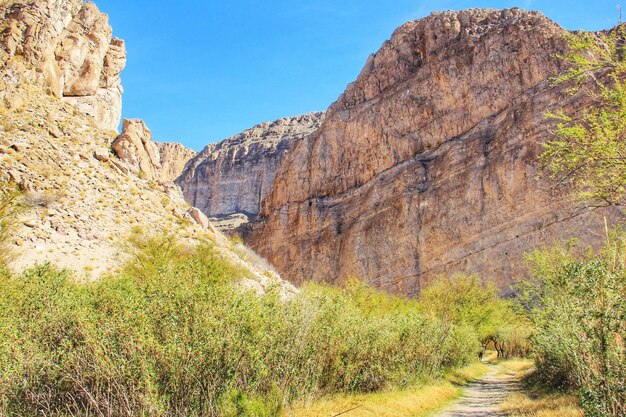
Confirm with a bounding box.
[246,9,620,294]
[0,0,126,131]
[177,112,324,222]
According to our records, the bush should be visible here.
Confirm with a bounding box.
[419,274,530,360]
[522,233,626,417]
[0,234,476,417]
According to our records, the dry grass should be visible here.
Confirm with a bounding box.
[286,362,490,417]
[445,362,490,385]
[500,392,583,417]
[285,381,460,417]
[496,358,535,376]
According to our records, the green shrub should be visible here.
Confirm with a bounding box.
[522,233,626,417]
[0,234,476,417]
[419,274,530,359]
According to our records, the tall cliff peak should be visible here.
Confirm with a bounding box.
[244,8,620,294]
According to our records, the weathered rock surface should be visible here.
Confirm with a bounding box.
[176,112,324,223]
[157,142,196,182]
[247,9,621,294]
[0,0,295,296]
[112,118,161,179]
[0,0,125,130]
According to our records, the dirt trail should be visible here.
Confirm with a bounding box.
[434,365,521,417]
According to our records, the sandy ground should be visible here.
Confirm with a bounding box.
[434,366,521,417]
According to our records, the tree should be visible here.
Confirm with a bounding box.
[419,274,526,358]
[541,27,626,206]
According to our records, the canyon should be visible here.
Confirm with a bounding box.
[184,9,620,294]
[0,0,293,296]
[1,1,621,295]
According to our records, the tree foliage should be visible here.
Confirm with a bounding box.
[521,234,626,417]
[541,28,626,206]
[419,274,530,359]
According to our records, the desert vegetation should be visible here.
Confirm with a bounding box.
[518,236,626,416]
[0,182,530,417]
[523,27,626,417]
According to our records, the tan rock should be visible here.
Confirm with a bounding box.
[176,112,324,225]
[246,9,621,294]
[0,0,126,131]
[188,207,210,229]
[93,147,109,162]
[156,142,196,182]
[112,119,161,179]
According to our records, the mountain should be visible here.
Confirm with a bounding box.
[176,112,324,229]
[241,9,621,294]
[0,0,294,295]
[157,142,197,182]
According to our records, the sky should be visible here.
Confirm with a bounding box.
[96,0,624,151]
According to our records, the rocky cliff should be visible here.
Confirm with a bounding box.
[0,0,294,296]
[176,112,324,226]
[0,0,125,131]
[246,9,620,294]
[157,142,196,182]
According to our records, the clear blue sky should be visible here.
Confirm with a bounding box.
[97,0,623,150]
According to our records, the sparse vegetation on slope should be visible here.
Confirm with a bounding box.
[0,182,23,270]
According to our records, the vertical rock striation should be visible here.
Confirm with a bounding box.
[247,9,621,294]
[176,112,324,223]
[157,142,197,182]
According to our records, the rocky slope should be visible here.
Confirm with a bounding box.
[0,0,125,131]
[0,0,294,296]
[246,9,620,294]
[176,112,324,228]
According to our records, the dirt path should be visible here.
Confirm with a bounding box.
[434,365,521,417]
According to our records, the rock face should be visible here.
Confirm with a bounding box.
[112,119,162,179]
[0,0,295,297]
[247,9,620,294]
[111,121,197,181]
[176,112,324,222]
[0,0,125,130]
[157,142,196,182]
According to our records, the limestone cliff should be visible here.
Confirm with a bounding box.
[157,142,196,182]
[0,0,125,131]
[0,0,294,296]
[176,112,324,226]
[247,9,621,294]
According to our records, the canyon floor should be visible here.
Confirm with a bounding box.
[435,365,521,417]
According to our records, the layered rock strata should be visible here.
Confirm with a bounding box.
[176,112,324,223]
[246,9,621,294]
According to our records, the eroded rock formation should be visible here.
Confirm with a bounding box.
[0,0,295,296]
[0,0,125,130]
[112,118,161,179]
[157,142,196,182]
[246,9,621,294]
[176,112,324,223]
